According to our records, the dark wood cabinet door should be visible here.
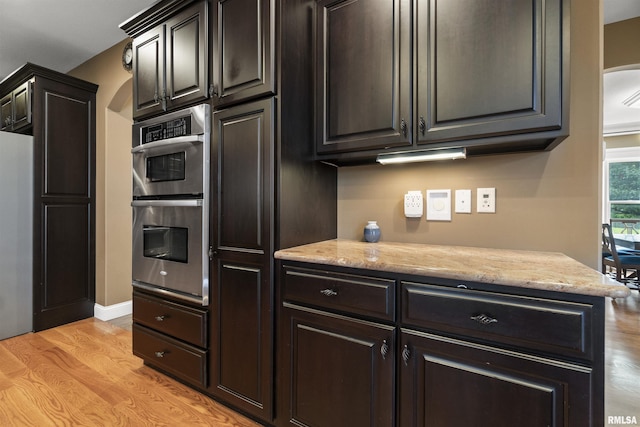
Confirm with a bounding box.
[209,98,274,420]
[32,77,95,331]
[416,0,565,145]
[399,330,597,427]
[12,81,32,131]
[315,0,411,154]
[133,25,165,119]
[0,92,11,131]
[165,1,208,109]
[278,304,395,427]
[0,80,32,132]
[212,0,274,107]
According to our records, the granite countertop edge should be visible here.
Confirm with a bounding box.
[274,239,631,299]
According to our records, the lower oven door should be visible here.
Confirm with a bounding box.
[132,199,208,305]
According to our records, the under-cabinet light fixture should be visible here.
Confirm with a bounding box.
[622,89,640,108]
[376,147,467,165]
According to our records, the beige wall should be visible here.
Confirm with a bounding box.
[338,1,603,269]
[68,39,134,306]
[604,17,640,70]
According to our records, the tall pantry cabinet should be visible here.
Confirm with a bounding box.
[208,0,336,421]
[122,0,337,424]
[0,63,97,332]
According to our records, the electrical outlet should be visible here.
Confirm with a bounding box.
[477,187,496,213]
[404,191,423,218]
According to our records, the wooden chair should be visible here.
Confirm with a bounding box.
[602,223,640,288]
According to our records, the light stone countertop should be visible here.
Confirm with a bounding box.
[274,239,631,299]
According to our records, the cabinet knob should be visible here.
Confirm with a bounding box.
[402,344,411,366]
[470,313,498,325]
[319,288,338,297]
[380,339,389,360]
[419,116,426,136]
[154,315,166,322]
[154,351,166,358]
[209,84,218,97]
[400,119,407,137]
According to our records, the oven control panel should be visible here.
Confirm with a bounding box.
[141,116,192,143]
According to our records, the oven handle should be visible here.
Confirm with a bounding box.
[131,134,205,153]
[131,199,203,207]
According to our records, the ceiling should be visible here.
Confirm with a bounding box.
[0,0,155,82]
[1,0,640,132]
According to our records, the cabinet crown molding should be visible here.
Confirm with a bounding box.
[119,0,201,38]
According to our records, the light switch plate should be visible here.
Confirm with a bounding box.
[426,189,451,221]
[477,187,496,213]
[455,189,472,213]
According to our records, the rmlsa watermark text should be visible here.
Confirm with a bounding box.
[609,415,638,425]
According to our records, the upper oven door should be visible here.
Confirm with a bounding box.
[132,135,206,198]
[132,199,208,305]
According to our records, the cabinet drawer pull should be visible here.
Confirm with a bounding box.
[402,344,411,366]
[154,351,166,358]
[471,314,498,325]
[381,339,389,360]
[155,315,167,322]
[400,119,407,137]
[419,116,426,135]
[319,289,337,297]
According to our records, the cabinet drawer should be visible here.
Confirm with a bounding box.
[133,293,207,347]
[133,324,207,388]
[402,282,593,360]
[282,266,395,322]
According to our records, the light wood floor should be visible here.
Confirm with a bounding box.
[0,293,638,426]
[0,316,262,426]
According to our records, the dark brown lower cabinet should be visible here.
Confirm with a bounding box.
[279,304,395,427]
[276,261,604,427]
[398,330,594,427]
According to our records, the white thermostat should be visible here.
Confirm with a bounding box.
[426,189,451,221]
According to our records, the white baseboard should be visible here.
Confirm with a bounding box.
[94,300,132,321]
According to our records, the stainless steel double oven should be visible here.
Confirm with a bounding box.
[131,104,210,305]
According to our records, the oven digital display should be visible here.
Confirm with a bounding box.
[146,152,186,182]
[143,225,188,263]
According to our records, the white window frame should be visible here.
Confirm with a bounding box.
[603,146,640,225]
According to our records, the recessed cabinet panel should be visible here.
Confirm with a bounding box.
[399,330,594,427]
[211,263,267,404]
[166,2,208,104]
[42,204,91,308]
[12,81,32,130]
[134,28,165,116]
[281,305,395,427]
[316,0,411,153]
[212,0,274,107]
[0,93,12,131]
[417,0,564,144]
[43,91,89,197]
[215,100,272,252]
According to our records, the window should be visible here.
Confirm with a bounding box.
[604,147,640,233]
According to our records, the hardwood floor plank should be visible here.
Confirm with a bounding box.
[0,318,262,427]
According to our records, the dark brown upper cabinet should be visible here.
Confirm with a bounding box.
[121,0,209,120]
[315,0,569,164]
[315,0,412,156]
[1,79,33,133]
[211,0,275,108]
[415,0,567,155]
